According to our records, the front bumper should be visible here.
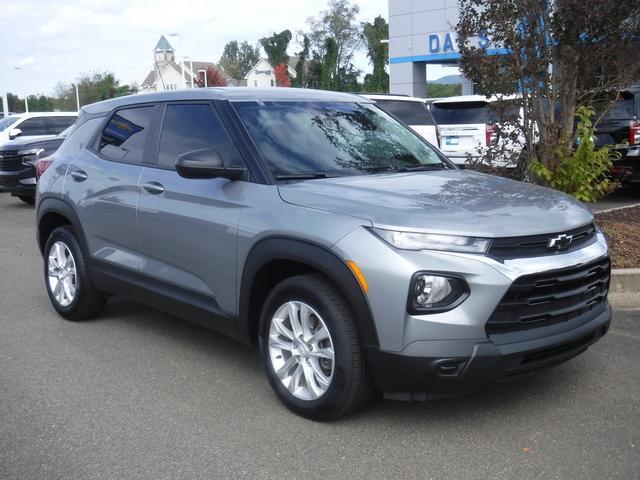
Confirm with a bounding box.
[332,227,611,395]
[0,167,36,197]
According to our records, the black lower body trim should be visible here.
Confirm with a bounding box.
[90,259,238,339]
[365,305,611,394]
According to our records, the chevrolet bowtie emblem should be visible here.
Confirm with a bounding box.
[548,234,573,250]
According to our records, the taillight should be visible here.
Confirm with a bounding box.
[630,120,640,145]
[35,156,54,179]
[486,124,498,146]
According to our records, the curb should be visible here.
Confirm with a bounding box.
[610,269,640,294]
[592,202,640,215]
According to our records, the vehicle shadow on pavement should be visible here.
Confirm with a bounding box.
[96,297,590,425]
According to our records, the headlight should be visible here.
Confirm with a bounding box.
[19,148,45,167]
[408,273,468,313]
[371,228,490,254]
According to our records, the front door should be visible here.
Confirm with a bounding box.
[136,102,247,334]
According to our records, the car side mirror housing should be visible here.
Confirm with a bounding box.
[8,128,22,140]
[175,149,246,180]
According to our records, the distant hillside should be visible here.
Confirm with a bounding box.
[430,74,461,85]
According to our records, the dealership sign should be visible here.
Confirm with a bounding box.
[428,31,491,54]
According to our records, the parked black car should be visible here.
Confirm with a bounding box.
[0,128,68,204]
[593,88,640,185]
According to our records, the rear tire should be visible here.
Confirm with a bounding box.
[260,274,372,420]
[44,226,106,321]
[18,195,35,205]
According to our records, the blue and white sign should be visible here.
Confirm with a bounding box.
[428,31,491,54]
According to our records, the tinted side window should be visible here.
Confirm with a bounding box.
[157,103,243,169]
[99,106,154,164]
[17,117,50,135]
[376,100,435,125]
[48,116,77,134]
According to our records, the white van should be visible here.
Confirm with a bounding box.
[362,94,439,146]
[430,95,522,167]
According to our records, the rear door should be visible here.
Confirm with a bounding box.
[64,104,158,302]
[374,99,439,145]
[136,102,247,334]
[430,101,489,163]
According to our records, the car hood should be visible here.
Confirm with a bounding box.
[277,170,593,237]
[0,136,64,153]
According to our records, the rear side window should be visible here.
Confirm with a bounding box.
[431,102,489,124]
[375,100,435,125]
[49,116,77,134]
[157,103,243,169]
[99,106,154,164]
[55,118,103,157]
[16,117,50,135]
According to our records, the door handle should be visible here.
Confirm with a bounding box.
[70,169,88,182]
[142,182,165,195]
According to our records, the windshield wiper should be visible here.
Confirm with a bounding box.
[275,172,330,180]
[402,164,447,171]
[365,164,447,174]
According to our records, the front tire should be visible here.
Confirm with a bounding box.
[260,274,372,420]
[44,226,105,321]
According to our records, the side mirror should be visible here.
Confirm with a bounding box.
[175,149,246,180]
[8,128,22,140]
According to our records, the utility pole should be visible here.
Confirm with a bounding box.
[169,33,186,89]
[75,83,80,111]
[1,57,9,117]
[13,67,28,112]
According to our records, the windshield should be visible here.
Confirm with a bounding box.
[375,100,435,125]
[233,101,448,178]
[431,102,489,124]
[0,116,20,132]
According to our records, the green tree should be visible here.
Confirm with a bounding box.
[362,16,389,92]
[218,40,261,80]
[293,35,311,87]
[320,37,339,90]
[426,83,462,97]
[456,0,640,176]
[51,72,137,110]
[307,0,363,90]
[7,93,25,113]
[260,30,292,68]
[27,94,55,112]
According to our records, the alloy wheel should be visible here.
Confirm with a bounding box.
[47,241,77,307]
[268,301,335,401]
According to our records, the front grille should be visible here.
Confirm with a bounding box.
[486,257,610,335]
[488,223,597,260]
[0,152,24,172]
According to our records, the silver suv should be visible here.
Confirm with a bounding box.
[36,89,611,420]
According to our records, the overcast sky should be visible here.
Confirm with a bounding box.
[1,0,455,97]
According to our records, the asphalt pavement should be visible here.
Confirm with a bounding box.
[1,193,638,480]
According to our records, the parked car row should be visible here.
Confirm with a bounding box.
[361,89,640,184]
[0,112,77,202]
